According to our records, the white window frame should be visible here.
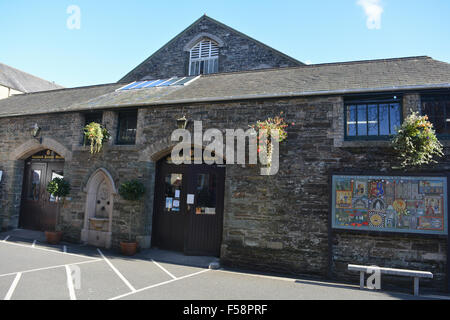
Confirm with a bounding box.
[189,39,219,76]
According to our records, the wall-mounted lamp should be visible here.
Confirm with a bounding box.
[177,116,189,129]
[31,123,41,138]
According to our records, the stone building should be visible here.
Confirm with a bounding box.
[0,62,62,99]
[0,16,450,291]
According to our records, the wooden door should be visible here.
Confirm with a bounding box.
[20,162,47,230]
[152,158,225,257]
[184,165,225,256]
[153,162,188,252]
[19,161,64,231]
[41,162,64,231]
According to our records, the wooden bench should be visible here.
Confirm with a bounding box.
[348,264,433,296]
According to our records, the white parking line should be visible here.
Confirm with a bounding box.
[0,238,99,260]
[2,236,10,242]
[63,245,67,253]
[110,269,211,300]
[152,259,177,280]
[97,249,136,293]
[0,259,102,278]
[65,265,77,300]
[4,272,21,300]
[31,240,36,248]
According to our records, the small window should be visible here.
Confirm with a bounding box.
[81,112,103,145]
[117,110,137,145]
[421,93,450,137]
[189,39,219,76]
[345,95,402,140]
[84,112,103,126]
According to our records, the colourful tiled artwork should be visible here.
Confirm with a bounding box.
[332,175,447,235]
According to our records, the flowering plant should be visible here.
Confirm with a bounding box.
[249,112,293,166]
[391,111,443,168]
[83,122,111,154]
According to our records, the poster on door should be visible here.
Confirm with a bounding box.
[332,175,448,235]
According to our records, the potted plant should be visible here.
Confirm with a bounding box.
[118,180,146,256]
[83,122,111,154]
[45,177,71,244]
[391,111,443,169]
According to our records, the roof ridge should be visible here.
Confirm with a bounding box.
[7,82,120,97]
[306,55,433,67]
[198,56,435,78]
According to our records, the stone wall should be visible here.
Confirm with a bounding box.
[121,16,301,82]
[0,91,448,291]
[0,111,154,249]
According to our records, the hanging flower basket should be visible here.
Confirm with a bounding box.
[249,111,293,167]
[83,122,111,154]
[391,111,443,168]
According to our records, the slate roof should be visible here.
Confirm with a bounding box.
[0,83,122,117]
[0,56,449,118]
[0,62,63,93]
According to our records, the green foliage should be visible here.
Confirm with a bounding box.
[83,122,111,154]
[119,180,146,201]
[46,177,71,198]
[391,111,443,168]
[249,111,293,166]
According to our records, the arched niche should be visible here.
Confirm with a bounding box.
[81,168,117,249]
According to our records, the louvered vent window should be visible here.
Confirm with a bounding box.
[189,39,219,76]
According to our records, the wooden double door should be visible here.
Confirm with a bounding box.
[152,159,225,257]
[19,159,64,231]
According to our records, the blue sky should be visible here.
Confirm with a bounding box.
[1,0,449,88]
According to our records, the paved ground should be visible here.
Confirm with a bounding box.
[0,230,449,301]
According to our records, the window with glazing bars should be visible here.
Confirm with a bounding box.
[117,110,137,145]
[345,96,402,140]
[82,112,103,145]
[84,112,103,126]
[189,39,219,76]
[421,93,450,137]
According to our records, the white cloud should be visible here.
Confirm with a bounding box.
[357,0,383,30]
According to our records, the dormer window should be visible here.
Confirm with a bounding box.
[189,39,219,76]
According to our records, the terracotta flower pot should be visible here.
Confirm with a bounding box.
[45,231,62,245]
[120,241,138,256]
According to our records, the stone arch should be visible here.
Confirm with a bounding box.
[83,168,118,194]
[11,137,72,161]
[81,168,117,249]
[183,33,225,51]
[141,136,226,163]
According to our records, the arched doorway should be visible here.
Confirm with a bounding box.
[152,152,226,256]
[18,149,65,231]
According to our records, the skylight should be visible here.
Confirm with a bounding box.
[116,76,198,92]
